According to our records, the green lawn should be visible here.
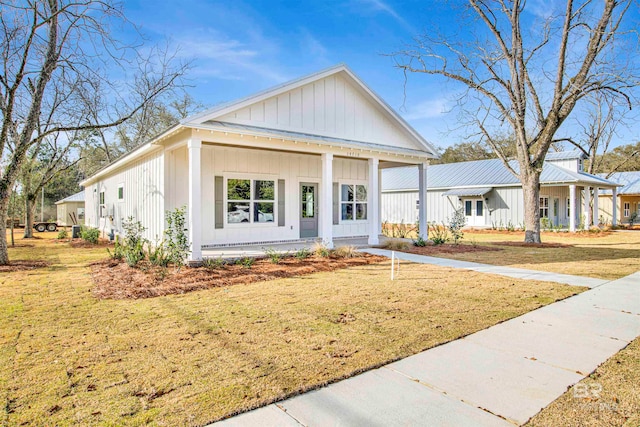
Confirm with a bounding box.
[0,232,582,426]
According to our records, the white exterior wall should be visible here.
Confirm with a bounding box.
[165,145,370,246]
[84,149,165,241]
[219,74,420,150]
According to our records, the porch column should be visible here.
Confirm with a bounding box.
[569,184,577,232]
[378,168,383,235]
[612,186,618,226]
[321,153,334,249]
[368,158,379,245]
[583,186,591,228]
[418,162,428,240]
[188,138,202,262]
[593,187,599,225]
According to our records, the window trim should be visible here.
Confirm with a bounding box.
[539,196,550,219]
[623,202,630,217]
[338,181,368,224]
[224,175,278,227]
[99,190,106,218]
[117,183,124,202]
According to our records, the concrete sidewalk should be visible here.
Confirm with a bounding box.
[362,248,610,288]
[212,264,640,426]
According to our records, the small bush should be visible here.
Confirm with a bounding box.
[312,242,331,258]
[57,229,68,240]
[202,256,227,270]
[80,227,100,244]
[334,245,360,258]
[107,236,125,260]
[413,235,429,247]
[148,242,169,267]
[236,256,254,269]
[448,208,466,245]
[380,239,409,251]
[429,225,448,245]
[264,248,285,264]
[124,239,145,267]
[294,248,311,259]
[165,206,190,269]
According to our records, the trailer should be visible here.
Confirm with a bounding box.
[5,218,58,232]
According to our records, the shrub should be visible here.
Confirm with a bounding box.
[294,248,311,259]
[334,245,360,258]
[124,239,145,267]
[264,248,286,264]
[312,242,331,258]
[122,217,147,265]
[202,256,227,270]
[80,226,100,244]
[165,206,190,269]
[413,235,429,247]
[380,239,409,251]
[429,224,448,245]
[630,212,638,227]
[448,208,466,245]
[148,241,169,267]
[107,236,125,260]
[506,221,515,232]
[57,229,68,240]
[236,256,254,269]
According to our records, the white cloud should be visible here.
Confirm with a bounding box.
[356,0,415,33]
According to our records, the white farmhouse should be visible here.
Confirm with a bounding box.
[381,151,619,231]
[81,64,438,260]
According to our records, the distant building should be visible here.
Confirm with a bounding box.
[598,171,640,224]
[381,151,619,231]
[55,191,85,226]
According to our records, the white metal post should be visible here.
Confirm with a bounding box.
[593,187,599,225]
[583,186,591,228]
[569,185,576,232]
[188,138,202,262]
[368,157,379,245]
[321,153,334,249]
[612,186,618,226]
[418,163,428,240]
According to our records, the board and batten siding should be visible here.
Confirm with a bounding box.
[218,74,420,151]
[165,145,371,246]
[84,149,165,241]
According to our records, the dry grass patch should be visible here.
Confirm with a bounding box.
[527,337,640,427]
[410,231,640,280]
[0,231,585,426]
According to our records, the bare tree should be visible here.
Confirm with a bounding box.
[0,1,188,264]
[395,0,638,243]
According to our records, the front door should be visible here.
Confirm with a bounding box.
[300,183,318,238]
[553,198,560,226]
[463,198,485,227]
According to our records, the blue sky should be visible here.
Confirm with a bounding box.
[121,0,640,150]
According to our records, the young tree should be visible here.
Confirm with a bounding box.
[0,1,187,264]
[395,0,638,243]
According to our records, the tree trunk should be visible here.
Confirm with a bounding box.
[23,196,36,238]
[0,196,9,265]
[522,172,542,243]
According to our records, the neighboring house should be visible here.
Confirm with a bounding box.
[598,171,640,224]
[55,191,85,226]
[80,64,438,260]
[381,151,619,231]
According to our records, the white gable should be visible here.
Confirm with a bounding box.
[193,67,433,153]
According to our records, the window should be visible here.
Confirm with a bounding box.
[539,196,549,218]
[227,178,274,224]
[340,184,367,221]
[99,190,106,218]
[118,184,124,201]
[77,207,85,220]
[567,198,571,217]
[464,200,472,216]
[624,202,630,217]
[99,191,105,205]
[476,200,483,216]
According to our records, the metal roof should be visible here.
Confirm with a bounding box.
[442,187,493,197]
[598,171,640,195]
[545,150,586,161]
[55,191,84,204]
[382,158,618,192]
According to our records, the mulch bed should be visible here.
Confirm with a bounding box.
[91,253,387,300]
[402,244,503,256]
[0,260,50,272]
[68,239,113,248]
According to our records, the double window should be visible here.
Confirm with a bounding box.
[340,184,367,221]
[624,202,630,217]
[539,196,549,218]
[227,179,275,224]
[566,198,571,218]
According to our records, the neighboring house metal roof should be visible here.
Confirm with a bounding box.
[55,191,84,204]
[382,158,618,192]
[598,171,640,195]
[545,150,586,160]
[442,187,493,197]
